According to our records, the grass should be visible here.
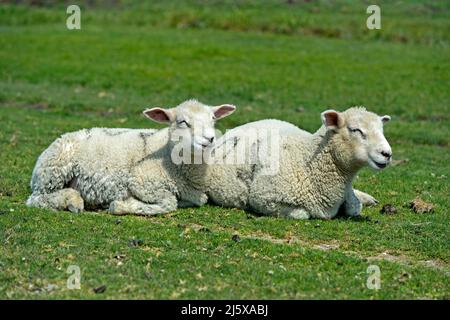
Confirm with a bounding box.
[0,1,449,299]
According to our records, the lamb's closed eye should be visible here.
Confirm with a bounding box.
[177,120,191,128]
[348,127,366,138]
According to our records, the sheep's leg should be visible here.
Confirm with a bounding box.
[26,188,84,213]
[279,207,310,220]
[250,202,311,219]
[109,190,178,216]
[343,187,362,217]
[178,189,208,207]
[353,189,378,206]
[247,192,310,219]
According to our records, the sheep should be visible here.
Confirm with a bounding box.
[26,99,236,215]
[213,118,380,206]
[201,107,391,219]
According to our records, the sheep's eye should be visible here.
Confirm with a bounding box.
[177,120,191,128]
[349,127,366,138]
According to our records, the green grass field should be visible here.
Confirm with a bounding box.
[0,1,449,299]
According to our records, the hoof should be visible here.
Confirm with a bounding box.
[109,200,126,215]
[354,190,378,207]
[65,189,84,213]
[67,203,83,214]
[363,196,379,207]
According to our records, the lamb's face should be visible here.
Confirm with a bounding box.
[173,104,218,151]
[322,107,392,170]
[143,99,235,152]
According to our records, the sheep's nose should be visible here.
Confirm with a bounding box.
[381,150,392,159]
[205,136,214,143]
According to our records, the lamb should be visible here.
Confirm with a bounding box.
[202,107,392,219]
[215,118,380,206]
[26,99,236,215]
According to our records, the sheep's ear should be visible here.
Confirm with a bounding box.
[143,108,174,124]
[321,110,344,130]
[212,104,236,120]
[381,115,391,124]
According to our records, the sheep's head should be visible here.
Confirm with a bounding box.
[143,99,235,151]
[321,107,392,171]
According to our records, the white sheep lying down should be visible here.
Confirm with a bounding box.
[26,99,235,215]
[215,118,380,206]
[202,107,392,219]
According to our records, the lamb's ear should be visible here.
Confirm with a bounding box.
[321,109,344,130]
[143,108,175,124]
[212,104,236,120]
[380,115,391,124]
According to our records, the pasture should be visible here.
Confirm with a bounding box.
[0,1,448,299]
